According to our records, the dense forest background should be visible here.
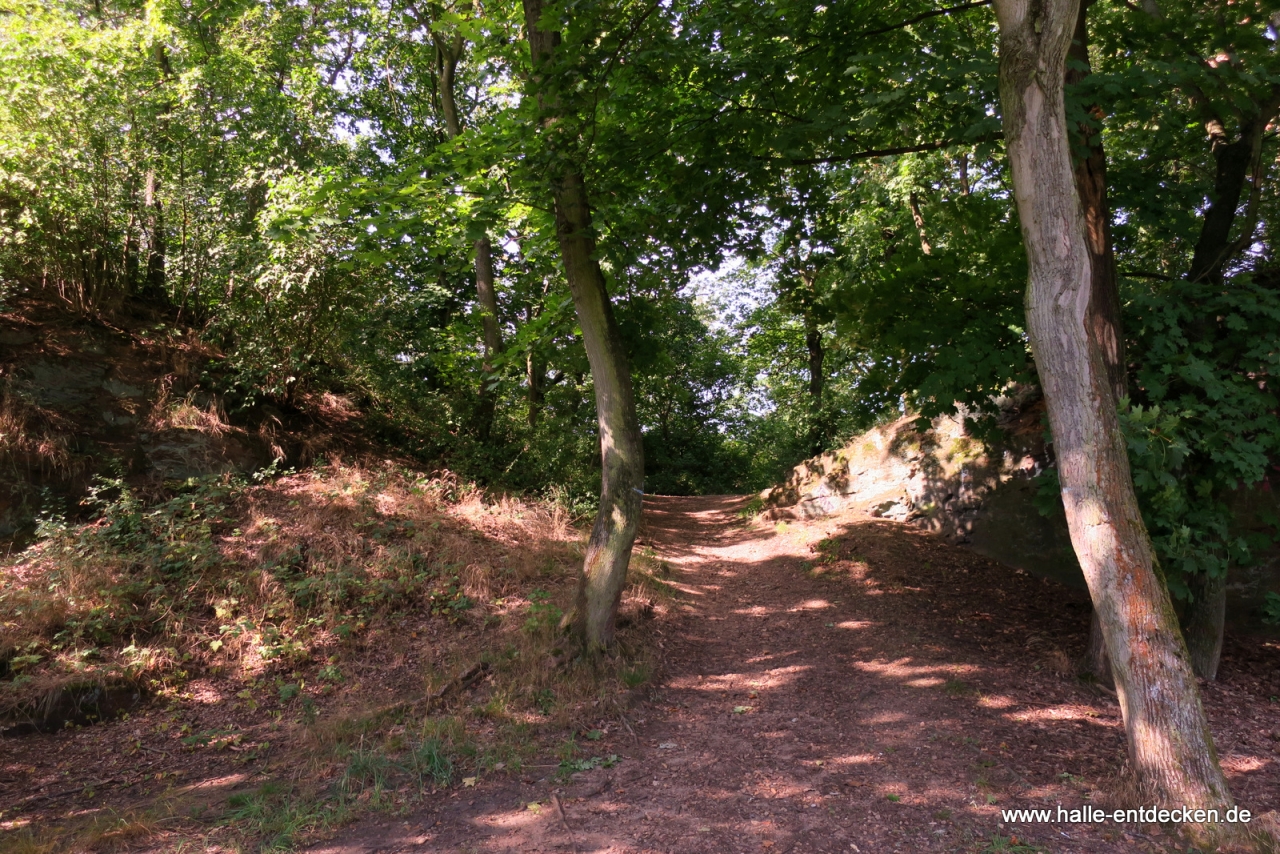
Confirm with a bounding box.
[7,0,1280,603]
[6,1,1280,848]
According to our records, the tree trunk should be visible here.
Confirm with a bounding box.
[1188,118,1265,285]
[1182,569,1227,682]
[804,310,825,456]
[474,237,502,359]
[144,169,166,299]
[1175,107,1276,678]
[437,26,504,439]
[907,192,932,255]
[994,0,1233,817]
[1067,0,1124,402]
[1067,0,1122,687]
[525,305,547,426]
[1175,100,1277,674]
[524,0,645,651]
[473,236,502,439]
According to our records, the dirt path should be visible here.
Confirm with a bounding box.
[306,495,1280,854]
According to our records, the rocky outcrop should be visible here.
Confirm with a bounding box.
[762,401,1084,588]
[761,400,1280,632]
[0,295,362,538]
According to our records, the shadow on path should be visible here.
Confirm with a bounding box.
[305,496,1279,854]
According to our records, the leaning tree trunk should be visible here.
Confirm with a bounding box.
[994,0,1234,817]
[1066,0,1124,687]
[524,0,644,651]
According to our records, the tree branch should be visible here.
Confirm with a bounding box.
[1120,270,1174,281]
[788,133,1003,166]
[856,0,993,39]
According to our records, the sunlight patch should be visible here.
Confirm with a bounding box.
[829,752,879,766]
[1006,705,1104,723]
[1222,755,1269,774]
[862,710,908,724]
[904,677,946,688]
[788,599,832,611]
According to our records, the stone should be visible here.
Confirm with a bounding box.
[21,359,107,407]
[102,377,145,398]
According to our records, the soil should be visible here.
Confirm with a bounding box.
[298,495,1280,854]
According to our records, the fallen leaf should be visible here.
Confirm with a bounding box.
[462,777,477,787]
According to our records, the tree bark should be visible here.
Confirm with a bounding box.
[994,0,1233,817]
[525,304,547,426]
[907,192,932,255]
[804,309,825,456]
[1182,569,1227,682]
[144,168,167,299]
[1066,0,1124,402]
[435,27,505,438]
[1188,116,1267,285]
[524,0,645,651]
[474,237,502,360]
[1066,0,1122,687]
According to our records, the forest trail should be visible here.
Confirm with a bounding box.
[306,496,1266,854]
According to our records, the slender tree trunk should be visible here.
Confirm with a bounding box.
[1067,1,1124,401]
[474,237,502,359]
[1066,0,1122,687]
[804,310,825,456]
[994,0,1233,818]
[436,27,505,439]
[1183,569,1227,681]
[473,236,502,439]
[1188,116,1266,285]
[524,0,645,651]
[1177,97,1277,676]
[144,169,166,299]
[526,305,547,426]
[907,192,932,255]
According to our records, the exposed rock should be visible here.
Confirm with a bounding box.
[22,359,108,408]
[102,377,145,398]
[762,399,1280,630]
[0,680,146,736]
[762,398,1083,585]
[0,294,373,540]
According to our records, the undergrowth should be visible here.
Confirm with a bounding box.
[0,459,665,851]
[0,460,656,717]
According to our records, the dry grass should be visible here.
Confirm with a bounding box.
[0,461,666,852]
[1,810,167,854]
[0,381,85,478]
[146,381,231,436]
[0,460,586,703]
